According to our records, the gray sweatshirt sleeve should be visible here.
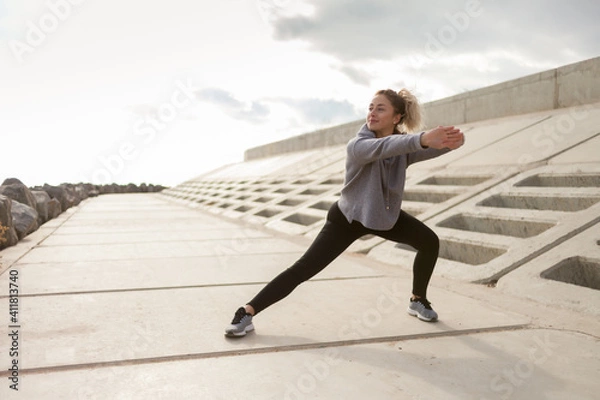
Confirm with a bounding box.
[407,146,451,166]
[349,133,425,165]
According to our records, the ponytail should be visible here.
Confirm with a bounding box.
[397,88,423,133]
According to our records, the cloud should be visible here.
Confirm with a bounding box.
[334,64,373,86]
[193,87,362,127]
[278,97,362,125]
[255,0,316,26]
[195,88,271,123]
[267,0,600,83]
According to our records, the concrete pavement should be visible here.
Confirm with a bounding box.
[0,193,598,399]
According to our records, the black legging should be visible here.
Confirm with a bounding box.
[248,202,439,314]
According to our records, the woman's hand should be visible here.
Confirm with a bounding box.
[421,126,465,150]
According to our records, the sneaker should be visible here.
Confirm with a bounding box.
[224,307,254,338]
[407,297,438,322]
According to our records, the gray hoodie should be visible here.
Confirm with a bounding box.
[337,123,450,230]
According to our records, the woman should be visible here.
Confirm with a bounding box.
[225,89,465,337]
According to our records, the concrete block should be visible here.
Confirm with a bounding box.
[549,133,600,164]
[452,104,600,167]
[368,164,600,283]
[407,112,551,171]
[497,225,600,316]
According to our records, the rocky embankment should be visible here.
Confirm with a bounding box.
[0,178,166,250]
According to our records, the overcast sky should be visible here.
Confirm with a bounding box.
[1,0,598,186]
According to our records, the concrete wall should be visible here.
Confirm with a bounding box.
[244,120,363,161]
[425,56,600,128]
[245,57,600,161]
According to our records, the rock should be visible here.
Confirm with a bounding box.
[62,185,81,207]
[74,184,89,200]
[0,180,37,209]
[148,184,166,192]
[32,190,51,224]
[43,184,71,211]
[0,195,19,250]
[48,198,62,219]
[2,178,25,186]
[10,201,39,240]
[100,184,119,194]
[83,183,100,197]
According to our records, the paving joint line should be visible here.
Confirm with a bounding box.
[33,236,275,248]
[0,323,531,377]
[0,204,84,274]
[540,130,600,163]
[6,251,304,266]
[0,275,387,299]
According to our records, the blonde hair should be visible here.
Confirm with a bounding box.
[375,88,423,133]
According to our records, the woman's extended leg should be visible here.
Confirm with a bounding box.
[226,203,365,337]
[247,203,365,314]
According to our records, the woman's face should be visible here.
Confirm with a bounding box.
[367,94,401,137]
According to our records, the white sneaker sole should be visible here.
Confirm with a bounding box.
[224,323,255,338]
[407,307,437,322]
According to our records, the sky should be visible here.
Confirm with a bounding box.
[0,0,599,187]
